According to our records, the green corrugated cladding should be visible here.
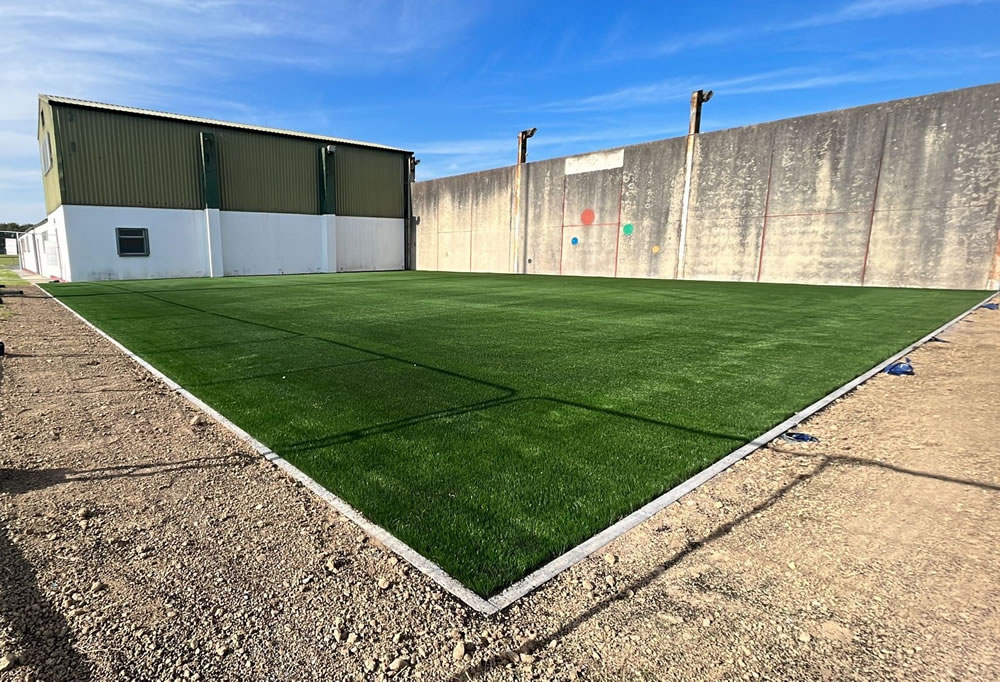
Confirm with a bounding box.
[52,105,203,210]
[217,128,318,213]
[39,101,63,214]
[332,145,405,218]
[49,103,406,218]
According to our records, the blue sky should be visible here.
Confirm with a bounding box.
[2,0,999,223]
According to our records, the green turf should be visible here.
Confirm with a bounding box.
[41,272,986,596]
[0,254,20,283]
[0,255,24,318]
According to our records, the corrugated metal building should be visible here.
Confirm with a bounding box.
[29,95,414,281]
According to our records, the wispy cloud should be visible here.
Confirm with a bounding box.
[612,0,995,60]
[413,123,690,179]
[0,0,478,221]
[535,68,808,113]
[787,0,992,28]
[535,50,997,114]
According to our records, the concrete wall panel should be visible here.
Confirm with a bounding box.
[760,213,870,285]
[523,159,565,275]
[561,165,623,277]
[560,224,617,277]
[412,180,439,270]
[754,106,886,285]
[683,125,772,281]
[437,230,472,272]
[416,224,438,271]
[471,231,510,273]
[767,108,885,216]
[617,138,687,279]
[865,206,998,289]
[864,85,1000,289]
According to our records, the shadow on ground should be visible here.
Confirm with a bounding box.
[0,518,94,680]
[447,446,1000,680]
[0,453,253,496]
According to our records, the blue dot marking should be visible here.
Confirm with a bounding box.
[571,237,579,245]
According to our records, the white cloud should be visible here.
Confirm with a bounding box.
[536,68,811,114]
[0,0,478,222]
[789,0,992,27]
[604,0,996,61]
[413,123,690,179]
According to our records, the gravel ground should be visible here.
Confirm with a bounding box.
[1,288,998,682]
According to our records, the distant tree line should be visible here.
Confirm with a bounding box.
[0,222,33,255]
[1,222,34,233]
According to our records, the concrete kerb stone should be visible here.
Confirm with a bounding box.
[34,283,998,615]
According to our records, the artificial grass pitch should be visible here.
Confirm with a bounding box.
[43,273,985,597]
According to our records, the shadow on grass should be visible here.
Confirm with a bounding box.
[71,284,750,454]
[448,446,1000,680]
[279,394,747,454]
[186,356,389,389]
[92,282,520,399]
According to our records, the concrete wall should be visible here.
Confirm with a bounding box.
[413,167,514,273]
[33,206,404,281]
[414,82,1000,290]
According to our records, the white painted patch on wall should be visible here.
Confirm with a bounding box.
[336,217,405,272]
[220,211,326,276]
[33,205,405,281]
[60,205,209,281]
[564,148,624,175]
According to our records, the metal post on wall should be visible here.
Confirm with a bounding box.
[676,89,713,279]
[405,156,419,270]
[516,128,536,165]
[512,128,536,273]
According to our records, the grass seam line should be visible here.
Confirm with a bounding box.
[484,290,997,611]
[36,285,500,615]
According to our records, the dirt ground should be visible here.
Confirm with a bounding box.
[1,287,998,682]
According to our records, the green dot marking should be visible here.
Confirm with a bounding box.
[623,223,634,236]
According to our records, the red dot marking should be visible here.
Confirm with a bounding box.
[581,209,595,225]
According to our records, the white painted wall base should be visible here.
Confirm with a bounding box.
[220,211,326,276]
[60,205,209,281]
[28,205,405,282]
[23,207,72,280]
[336,217,405,272]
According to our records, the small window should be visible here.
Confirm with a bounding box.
[116,227,149,257]
[40,134,52,175]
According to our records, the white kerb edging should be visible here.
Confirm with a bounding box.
[37,286,497,614]
[37,285,997,615]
